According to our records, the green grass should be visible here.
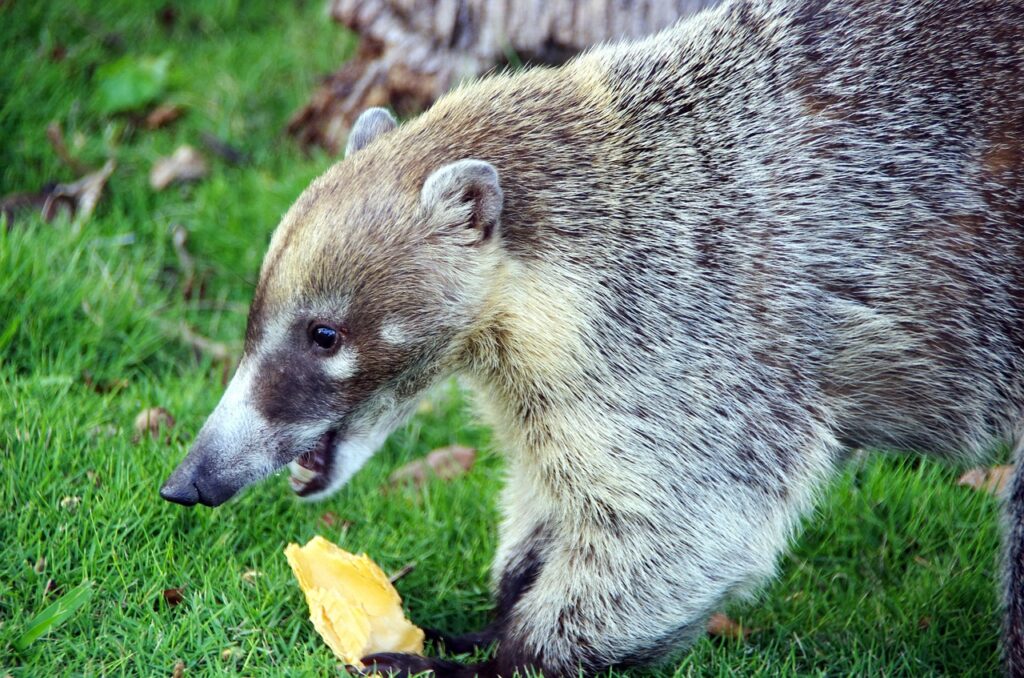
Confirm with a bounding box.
[0,1,1006,675]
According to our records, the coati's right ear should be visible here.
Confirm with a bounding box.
[345,108,397,157]
[420,159,503,244]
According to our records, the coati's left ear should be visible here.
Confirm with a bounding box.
[345,108,397,157]
[421,159,503,244]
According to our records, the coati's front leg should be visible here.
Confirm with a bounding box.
[363,429,837,676]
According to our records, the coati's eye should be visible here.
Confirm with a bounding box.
[309,324,342,351]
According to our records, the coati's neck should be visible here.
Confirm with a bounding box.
[458,256,598,462]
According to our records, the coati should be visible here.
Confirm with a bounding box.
[160,0,1024,674]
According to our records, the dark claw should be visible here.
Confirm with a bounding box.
[361,652,466,677]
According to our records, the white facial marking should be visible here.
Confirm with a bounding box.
[323,346,359,380]
[262,315,292,355]
[201,359,275,478]
[380,320,410,346]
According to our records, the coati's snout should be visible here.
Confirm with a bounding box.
[161,107,506,507]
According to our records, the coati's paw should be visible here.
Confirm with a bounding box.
[360,652,468,677]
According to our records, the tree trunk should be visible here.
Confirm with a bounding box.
[287,0,720,153]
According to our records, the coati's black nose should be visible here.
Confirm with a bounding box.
[161,450,240,507]
[160,480,199,506]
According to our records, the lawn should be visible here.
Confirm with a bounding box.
[0,1,1007,675]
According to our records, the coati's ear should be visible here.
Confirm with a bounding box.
[345,108,397,156]
[420,159,503,244]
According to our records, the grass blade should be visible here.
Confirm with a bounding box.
[14,581,93,651]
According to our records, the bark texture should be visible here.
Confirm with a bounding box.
[287,0,719,152]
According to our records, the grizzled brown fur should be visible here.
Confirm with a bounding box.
[163,0,1024,674]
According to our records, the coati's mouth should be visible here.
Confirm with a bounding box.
[288,428,338,497]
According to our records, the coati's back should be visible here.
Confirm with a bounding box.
[577,0,1024,460]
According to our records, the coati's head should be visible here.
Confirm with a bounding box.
[160,108,504,507]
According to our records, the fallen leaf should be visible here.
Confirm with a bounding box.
[2,188,53,228]
[86,470,102,487]
[156,587,185,610]
[133,407,175,442]
[60,496,81,512]
[706,612,748,640]
[150,145,208,190]
[958,465,1014,495]
[200,132,247,166]
[220,647,237,662]
[145,103,184,129]
[46,122,89,174]
[241,569,263,583]
[388,445,475,487]
[157,6,178,29]
[321,511,340,527]
[170,224,202,299]
[33,557,46,574]
[918,616,932,630]
[93,54,171,115]
[9,159,118,230]
[171,659,185,678]
[44,159,117,227]
[167,322,235,364]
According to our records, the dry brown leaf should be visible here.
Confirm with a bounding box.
[42,159,117,226]
[33,557,46,574]
[706,612,748,640]
[958,465,1014,495]
[171,660,185,678]
[200,132,247,166]
[2,190,51,228]
[321,512,352,535]
[168,322,234,364]
[2,156,114,229]
[46,121,89,174]
[133,407,175,442]
[150,145,208,190]
[145,103,184,130]
[388,445,476,487]
[156,587,185,610]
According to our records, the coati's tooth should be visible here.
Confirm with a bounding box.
[289,461,318,483]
